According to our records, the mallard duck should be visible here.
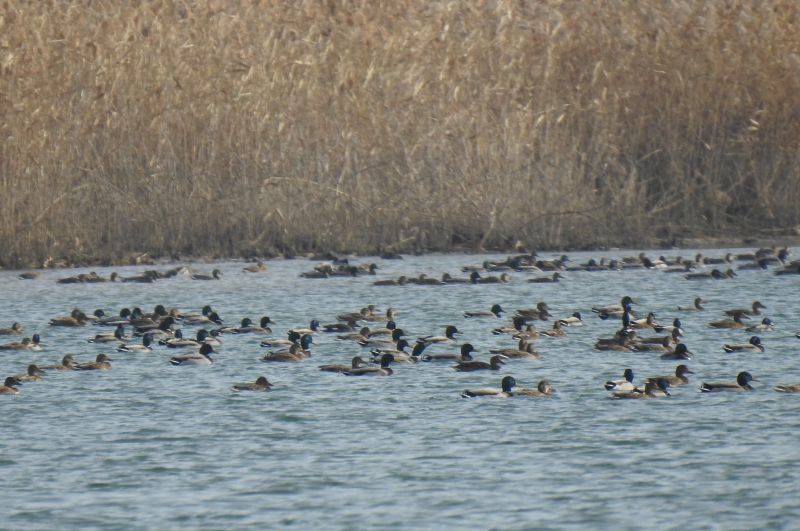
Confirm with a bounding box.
[630,312,658,330]
[774,383,800,393]
[139,316,176,340]
[516,380,553,397]
[322,319,358,333]
[418,325,460,345]
[746,318,774,333]
[191,268,223,280]
[637,328,681,346]
[514,302,551,321]
[492,317,527,335]
[368,339,414,358]
[605,369,636,391]
[40,354,77,371]
[528,272,563,283]
[0,322,23,335]
[653,318,683,335]
[160,329,203,348]
[182,311,223,326]
[595,335,635,352]
[541,320,566,337]
[290,319,321,335]
[723,336,765,353]
[14,364,46,382]
[461,376,516,398]
[724,301,766,317]
[464,304,504,318]
[232,376,273,391]
[453,355,506,372]
[700,371,756,392]
[373,276,408,286]
[357,328,406,348]
[513,325,540,341]
[441,273,470,284]
[116,334,154,353]
[631,336,673,352]
[0,377,22,394]
[171,344,214,366]
[18,272,41,280]
[612,379,670,399]
[336,327,372,342]
[242,261,267,273]
[49,309,89,327]
[87,324,128,344]
[261,343,308,362]
[344,354,394,376]
[660,343,693,360]
[366,321,397,337]
[469,271,510,284]
[592,296,636,318]
[319,357,369,373]
[421,343,477,362]
[558,312,583,326]
[708,314,749,329]
[0,334,42,351]
[260,331,302,348]
[646,365,694,387]
[75,353,113,371]
[233,317,273,335]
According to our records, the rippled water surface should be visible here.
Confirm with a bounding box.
[2,250,800,530]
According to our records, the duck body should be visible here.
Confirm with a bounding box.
[700,371,756,392]
[344,354,394,376]
[232,376,273,391]
[461,376,516,398]
[75,354,113,370]
[612,379,670,399]
[453,355,506,372]
[723,336,765,353]
[0,377,22,394]
[646,365,694,386]
[14,364,46,382]
[40,355,76,371]
[319,357,368,373]
[421,343,476,362]
[464,304,504,318]
[516,380,553,396]
[170,344,214,366]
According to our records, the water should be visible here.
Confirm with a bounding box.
[2,250,799,530]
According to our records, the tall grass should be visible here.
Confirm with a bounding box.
[2,1,799,266]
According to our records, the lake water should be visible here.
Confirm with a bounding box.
[2,249,799,530]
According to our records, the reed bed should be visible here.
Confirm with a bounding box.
[1,1,799,267]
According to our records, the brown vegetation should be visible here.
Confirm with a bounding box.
[2,1,800,267]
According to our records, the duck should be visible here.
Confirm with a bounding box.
[515,380,553,397]
[116,334,154,353]
[724,301,766,317]
[464,304,504,319]
[646,365,694,387]
[233,317,273,335]
[630,312,658,330]
[290,319,321,335]
[490,339,540,359]
[260,331,302,348]
[746,318,775,333]
[119,271,159,283]
[366,321,398,337]
[685,269,726,280]
[631,336,674,352]
[418,325,461,345]
[653,318,683,335]
[191,268,223,280]
[492,317,527,335]
[514,302,551,321]
[14,364,46,382]
[75,353,113,371]
[558,312,583,326]
[0,334,42,351]
[159,329,200,348]
[0,322,23,335]
[18,272,41,280]
[660,343,693,360]
[40,354,77,371]
[592,296,636,318]
[261,343,308,362]
[453,354,506,372]
[708,314,749,329]
[357,328,406,348]
[723,336,765,353]
[373,276,408,286]
[441,273,470,284]
[541,320,566,337]
[513,325,540,341]
[267,334,313,357]
[528,272,563,283]
[49,309,89,326]
[0,377,22,394]
[170,344,214,366]
[140,316,177,340]
[369,339,419,360]
[232,376,273,391]
[469,271,511,284]
[242,261,267,273]
[637,328,681,346]
[182,311,223,326]
[773,383,800,393]
[461,376,516,398]
[322,319,358,333]
[700,371,756,392]
[344,354,394,376]
[94,308,132,326]
[421,343,477,362]
[605,369,636,392]
[87,324,128,344]
[612,379,670,399]
[319,357,369,373]
[336,327,372,342]
[595,335,635,352]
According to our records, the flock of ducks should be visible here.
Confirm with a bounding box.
[2,246,800,399]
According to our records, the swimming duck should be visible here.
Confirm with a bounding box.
[594,335,634,352]
[700,371,756,392]
[290,319,321,335]
[490,339,540,359]
[160,329,201,348]
[773,383,800,393]
[724,301,766,317]
[140,316,177,340]
[357,328,406,348]
[541,320,566,337]
[261,343,308,362]
[18,272,40,280]
[605,369,636,391]
[630,312,658,330]
[685,269,726,280]
[421,343,477,362]
[441,273,470,284]
[319,357,369,373]
[723,336,765,353]
[242,261,267,273]
[40,354,76,371]
[0,322,23,335]
[660,343,693,360]
[14,364,46,382]
[646,365,694,387]
[0,334,42,351]
[88,324,128,344]
[368,339,416,359]
[737,258,770,271]
[373,276,408,286]
[49,309,89,327]
[191,268,223,280]
[592,296,636,319]
[516,380,554,397]
[116,334,154,353]
[631,336,674,352]
[512,325,540,341]
[677,297,706,311]
[182,311,223,326]
[464,304,504,319]
[703,252,734,265]
[469,271,510,284]
[344,354,394,376]
[418,325,460,345]
[528,272,563,283]
[558,312,583,326]
[336,327,372,342]
[93,308,131,326]
[0,377,22,394]
[453,354,506,372]
[170,344,214,366]
[708,314,749,329]
[380,342,426,364]
[492,317,527,335]
[514,302,551,321]
[637,328,681,346]
[260,331,302,348]
[232,376,273,391]
[653,318,683,335]
[322,319,358,333]
[461,376,516,398]
[75,353,113,370]
[366,321,397,337]
[233,317,273,335]
[612,379,670,399]
[746,318,775,333]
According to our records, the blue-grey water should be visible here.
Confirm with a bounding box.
[2,249,799,530]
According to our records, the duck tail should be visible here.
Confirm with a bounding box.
[722,345,735,353]
[461,390,476,398]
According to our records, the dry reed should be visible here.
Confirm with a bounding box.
[2,1,800,267]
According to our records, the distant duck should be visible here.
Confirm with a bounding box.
[18,272,41,280]
[336,327,372,342]
[723,336,765,353]
[490,340,540,359]
[464,304,504,318]
[631,336,674,352]
[261,343,308,362]
[191,268,223,280]
[373,276,408,286]
[358,328,406,348]
[558,312,583,326]
[513,325,540,341]
[322,319,358,333]
[637,328,681,346]
[708,314,749,329]
[75,353,113,371]
[461,376,516,398]
[724,301,766,317]
[653,318,683,335]
[700,371,756,392]
[441,273,470,284]
[492,317,527,335]
[49,309,89,327]
[541,320,566,337]
[528,272,563,283]
[14,364,46,382]
[592,296,636,319]
[774,383,800,393]
[677,297,706,311]
[685,268,732,280]
[116,334,154,353]
[453,355,506,372]
[0,334,42,351]
[660,343,693,360]
[344,354,394,376]
[605,369,635,392]
[170,344,215,366]
[469,271,510,284]
[0,377,22,394]
[232,376,273,391]
[183,311,223,326]
[422,343,477,362]
[290,319,321,335]
[0,322,23,335]
[242,261,267,273]
[646,365,694,387]
[746,318,775,333]
[418,325,461,345]
[88,324,128,344]
[612,379,670,399]
[40,355,76,371]
[319,357,369,373]
[514,302,551,321]
[630,312,658,330]
[233,317,273,335]
[516,380,553,397]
